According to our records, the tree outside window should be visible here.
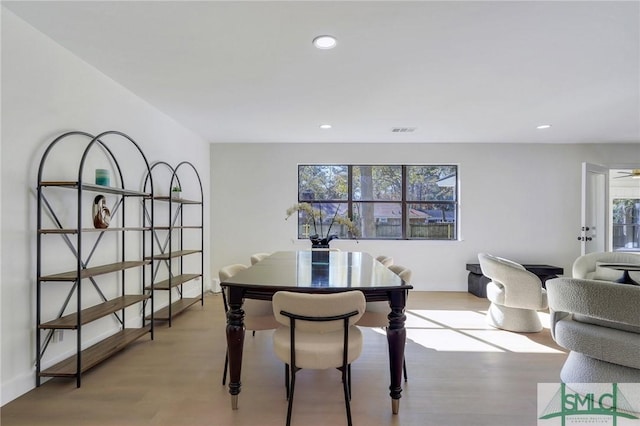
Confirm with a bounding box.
[297,164,458,240]
[613,198,640,250]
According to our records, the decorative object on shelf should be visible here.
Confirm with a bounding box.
[92,195,111,229]
[95,168,110,186]
[286,202,359,248]
[171,185,182,200]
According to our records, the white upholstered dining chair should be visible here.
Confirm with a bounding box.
[375,255,394,267]
[272,290,366,426]
[356,264,412,381]
[357,265,412,327]
[250,252,271,265]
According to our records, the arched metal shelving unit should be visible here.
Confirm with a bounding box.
[142,161,204,326]
[36,130,155,387]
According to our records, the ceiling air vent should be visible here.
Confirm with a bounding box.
[391,127,416,133]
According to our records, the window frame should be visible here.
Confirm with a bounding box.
[297,164,459,241]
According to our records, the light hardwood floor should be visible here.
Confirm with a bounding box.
[1,292,567,426]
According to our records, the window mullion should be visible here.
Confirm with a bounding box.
[347,165,353,223]
[402,165,407,239]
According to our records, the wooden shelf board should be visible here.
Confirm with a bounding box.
[39,326,151,377]
[146,274,201,291]
[40,181,150,197]
[146,249,201,261]
[40,260,151,281]
[147,298,200,321]
[152,225,202,231]
[152,196,202,205]
[40,295,151,329]
[39,227,150,235]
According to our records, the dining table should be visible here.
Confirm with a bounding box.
[219,250,413,414]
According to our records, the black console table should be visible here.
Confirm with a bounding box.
[466,263,564,298]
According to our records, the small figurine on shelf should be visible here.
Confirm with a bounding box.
[92,195,111,229]
[171,185,182,200]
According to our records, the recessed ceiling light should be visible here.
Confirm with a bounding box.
[536,124,552,130]
[313,35,337,50]
[319,124,332,129]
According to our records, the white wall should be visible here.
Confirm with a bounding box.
[1,10,211,405]
[210,143,639,291]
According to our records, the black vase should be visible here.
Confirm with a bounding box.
[311,262,330,286]
[309,234,338,249]
[311,249,330,264]
[311,241,330,249]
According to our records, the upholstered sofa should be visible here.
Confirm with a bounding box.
[572,252,640,282]
[546,277,640,383]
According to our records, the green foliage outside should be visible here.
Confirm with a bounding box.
[297,165,458,240]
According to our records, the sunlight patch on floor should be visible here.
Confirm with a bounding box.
[407,309,488,329]
[371,309,561,354]
[463,330,563,353]
[407,329,506,352]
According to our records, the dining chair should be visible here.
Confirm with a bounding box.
[250,252,272,265]
[376,255,394,267]
[218,264,279,385]
[272,290,366,426]
[356,264,412,381]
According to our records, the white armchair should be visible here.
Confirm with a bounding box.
[546,277,640,383]
[478,253,548,332]
[572,252,640,282]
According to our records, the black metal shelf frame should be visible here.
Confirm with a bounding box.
[143,161,204,326]
[36,130,155,388]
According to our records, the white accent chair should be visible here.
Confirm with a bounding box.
[219,264,279,385]
[546,277,640,383]
[572,252,640,282]
[272,291,366,426]
[478,253,548,332]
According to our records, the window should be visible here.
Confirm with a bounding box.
[297,164,458,240]
[613,198,640,250]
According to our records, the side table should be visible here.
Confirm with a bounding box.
[600,263,640,286]
[466,263,564,298]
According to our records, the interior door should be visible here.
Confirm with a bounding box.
[580,163,609,255]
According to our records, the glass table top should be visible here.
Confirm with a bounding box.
[222,251,411,290]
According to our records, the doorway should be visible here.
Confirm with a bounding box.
[610,168,640,251]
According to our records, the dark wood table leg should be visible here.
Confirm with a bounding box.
[387,290,408,414]
[226,287,245,409]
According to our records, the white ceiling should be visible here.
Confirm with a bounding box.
[4,1,640,144]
